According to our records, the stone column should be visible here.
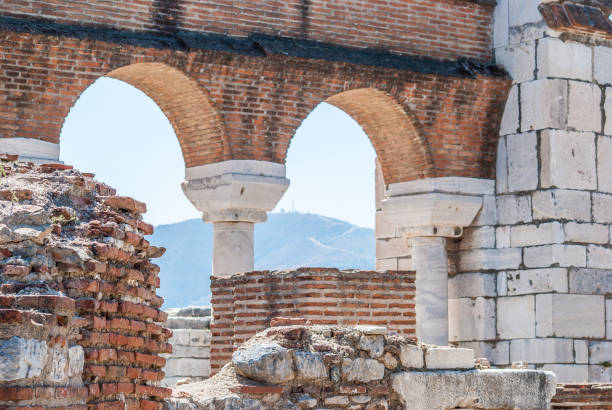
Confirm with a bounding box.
[182,160,289,277]
[382,183,484,345]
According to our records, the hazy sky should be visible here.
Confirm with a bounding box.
[60,78,377,228]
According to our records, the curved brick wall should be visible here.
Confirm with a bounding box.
[209,268,416,375]
[0,157,171,409]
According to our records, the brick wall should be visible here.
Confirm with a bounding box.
[209,268,416,374]
[0,157,171,409]
[0,0,495,61]
[551,384,612,409]
[0,26,510,184]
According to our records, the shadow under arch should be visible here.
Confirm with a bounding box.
[292,87,435,186]
[66,62,225,169]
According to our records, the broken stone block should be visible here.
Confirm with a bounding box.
[68,345,84,378]
[232,343,294,384]
[424,347,474,370]
[0,337,48,381]
[295,351,327,380]
[399,344,424,369]
[343,358,385,383]
[357,335,384,358]
[48,346,68,383]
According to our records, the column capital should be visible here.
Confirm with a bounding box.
[182,160,289,223]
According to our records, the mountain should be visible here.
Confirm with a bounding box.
[150,212,375,309]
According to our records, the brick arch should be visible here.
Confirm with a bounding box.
[64,62,225,169]
[289,88,434,185]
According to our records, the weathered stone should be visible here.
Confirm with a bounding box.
[165,316,210,330]
[343,358,385,382]
[521,79,567,132]
[607,299,612,338]
[189,330,212,347]
[532,190,592,222]
[170,345,210,358]
[48,346,68,383]
[458,248,521,272]
[575,340,589,364]
[357,335,384,358]
[354,326,388,336]
[588,365,612,383]
[568,81,602,132]
[496,44,536,84]
[537,38,592,81]
[510,338,574,364]
[499,86,519,136]
[510,222,564,247]
[457,226,495,250]
[68,345,84,378]
[593,193,612,224]
[0,337,48,381]
[473,195,497,226]
[523,244,586,268]
[448,273,496,298]
[569,268,612,294]
[294,394,317,409]
[598,136,612,193]
[497,296,535,339]
[351,395,371,404]
[497,195,531,225]
[458,341,509,365]
[541,130,597,190]
[425,347,474,370]
[496,226,511,248]
[399,344,424,369]
[169,329,191,346]
[381,352,397,370]
[392,369,557,410]
[165,358,212,378]
[448,298,496,342]
[564,222,609,244]
[505,268,568,295]
[589,341,612,365]
[295,351,327,380]
[542,364,588,383]
[324,396,350,406]
[606,87,612,136]
[232,343,294,384]
[507,132,538,192]
[497,136,508,193]
[587,245,612,269]
[594,46,612,85]
[536,294,605,338]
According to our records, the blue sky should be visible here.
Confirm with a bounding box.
[60,78,377,228]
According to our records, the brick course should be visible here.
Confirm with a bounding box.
[209,268,416,374]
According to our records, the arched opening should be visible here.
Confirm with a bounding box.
[60,63,222,308]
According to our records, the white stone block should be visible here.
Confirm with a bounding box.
[0,337,48,381]
[507,132,538,192]
[510,222,564,247]
[375,211,396,239]
[68,345,84,378]
[565,223,609,244]
[164,358,211,377]
[589,365,612,382]
[376,237,410,259]
[568,81,602,132]
[496,227,511,248]
[458,248,522,272]
[594,46,612,85]
[537,38,592,81]
[542,364,588,383]
[606,88,612,136]
[540,130,597,190]
[589,341,612,365]
[497,195,532,225]
[569,268,612,294]
[506,268,568,295]
[169,329,190,346]
[458,341,510,365]
[536,294,605,338]
[587,245,612,269]
[425,347,474,370]
[496,44,536,84]
[473,195,497,226]
[598,136,612,193]
[497,271,508,296]
[508,0,543,27]
[521,79,567,132]
[524,244,586,268]
[189,329,211,347]
[171,345,210,358]
[575,340,589,364]
[593,193,612,224]
[0,137,60,161]
[494,0,509,48]
[496,136,508,193]
[397,257,412,271]
[510,338,574,364]
[399,344,424,369]
[48,347,68,383]
[497,296,535,339]
[376,258,397,271]
[458,227,495,250]
[532,190,591,222]
[449,298,496,342]
[448,273,496,298]
[500,87,520,136]
[607,299,612,339]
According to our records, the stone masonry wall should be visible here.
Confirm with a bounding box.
[210,269,416,375]
[441,0,612,383]
[0,157,171,409]
[162,307,211,387]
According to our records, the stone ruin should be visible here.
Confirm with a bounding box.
[167,322,557,410]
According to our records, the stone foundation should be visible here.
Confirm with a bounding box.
[210,269,416,375]
[0,158,171,409]
[166,324,558,410]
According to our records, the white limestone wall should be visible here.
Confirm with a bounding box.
[445,0,612,383]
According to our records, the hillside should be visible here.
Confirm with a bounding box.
[150,212,375,308]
